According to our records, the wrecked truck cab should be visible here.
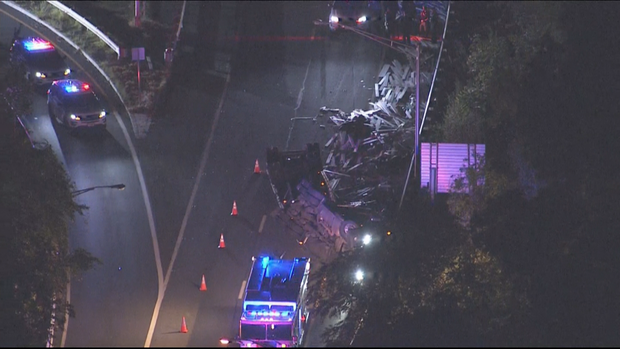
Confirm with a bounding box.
[265,143,327,209]
[267,142,388,253]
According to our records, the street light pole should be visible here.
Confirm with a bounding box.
[399,43,420,212]
[71,184,126,197]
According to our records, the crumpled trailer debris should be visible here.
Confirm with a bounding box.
[266,144,375,253]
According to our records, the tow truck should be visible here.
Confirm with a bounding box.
[220,256,311,347]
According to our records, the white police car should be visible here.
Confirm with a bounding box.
[9,37,71,86]
[47,80,107,129]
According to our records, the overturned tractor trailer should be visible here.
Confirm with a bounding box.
[266,143,376,253]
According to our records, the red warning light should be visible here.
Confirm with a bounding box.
[82,84,90,90]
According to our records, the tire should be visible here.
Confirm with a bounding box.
[47,104,54,121]
[306,143,322,172]
[266,146,280,165]
[48,105,63,126]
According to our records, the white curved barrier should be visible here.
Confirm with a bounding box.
[1,1,128,115]
[46,0,119,57]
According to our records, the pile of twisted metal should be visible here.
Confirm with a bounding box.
[269,57,432,253]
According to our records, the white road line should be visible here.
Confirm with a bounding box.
[144,73,231,347]
[285,59,312,151]
[238,280,247,300]
[285,26,316,151]
[258,215,267,233]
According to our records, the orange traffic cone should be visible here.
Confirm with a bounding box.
[231,201,238,216]
[254,159,261,174]
[218,233,226,249]
[180,316,188,333]
[200,275,207,291]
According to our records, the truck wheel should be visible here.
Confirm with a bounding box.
[339,220,358,245]
[306,143,322,170]
[266,146,280,164]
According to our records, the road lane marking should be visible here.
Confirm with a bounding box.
[238,280,247,300]
[258,215,267,233]
[0,8,164,348]
[144,73,231,347]
[285,26,316,151]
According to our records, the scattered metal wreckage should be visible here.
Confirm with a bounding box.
[267,57,436,254]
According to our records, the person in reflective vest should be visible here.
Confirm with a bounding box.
[419,6,429,36]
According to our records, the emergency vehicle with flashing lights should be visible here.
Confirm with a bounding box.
[220,256,311,348]
[47,80,107,129]
[9,37,71,86]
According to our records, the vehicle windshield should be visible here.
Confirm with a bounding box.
[241,324,292,341]
[25,50,61,65]
[268,324,292,340]
[65,93,99,110]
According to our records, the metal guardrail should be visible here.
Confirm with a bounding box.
[15,114,42,149]
[46,0,120,57]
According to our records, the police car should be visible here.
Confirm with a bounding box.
[47,80,107,129]
[9,37,71,85]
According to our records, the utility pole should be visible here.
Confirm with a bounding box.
[399,43,419,211]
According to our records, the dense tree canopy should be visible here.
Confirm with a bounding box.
[307,1,620,346]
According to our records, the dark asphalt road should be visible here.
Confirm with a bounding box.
[139,1,385,347]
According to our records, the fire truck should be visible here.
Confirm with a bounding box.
[221,256,311,347]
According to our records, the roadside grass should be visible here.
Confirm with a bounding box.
[14,1,174,115]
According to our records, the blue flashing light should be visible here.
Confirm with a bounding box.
[261,256,270,268]
[65,85,79,93]
[23,38,54,52]
[56,80,91,94]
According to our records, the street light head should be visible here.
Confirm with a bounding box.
[112,184,126,190]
